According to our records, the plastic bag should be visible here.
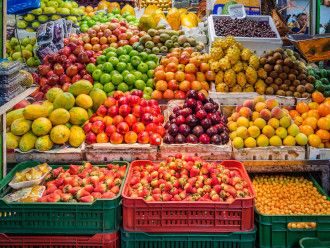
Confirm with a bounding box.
[3,185,45,202]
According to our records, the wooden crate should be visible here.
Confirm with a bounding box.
[85,143,157,162]
[233,146,306,160]
[159,142,233,160]
[307,146,330,160]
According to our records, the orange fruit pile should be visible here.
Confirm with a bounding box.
[289,92,330,148]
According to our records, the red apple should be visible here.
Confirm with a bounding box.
[125,114,137,127]
[132,122,145,133]
[105,125,116,137]
[91,120,105,134]
[86,131,97,144]
[66,65,78,77]
[118,104,131,117]
[117,122,129,134]
[83,122,92,133]
[96,105,107,117]
[138,131,150,144]
[110,132,123,144]
[54,63,64,76]
[108,105,119,117]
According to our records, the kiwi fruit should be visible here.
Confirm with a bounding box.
[279,73,287,80]
[274,64,282,72]
[307,75,316,83]
[274,78,283,85]
[289,86,296,91]
[284,79,291,85]
[297,74,307,80]
[302,92,310,98]
[276,90,286,96]
[276,59,284,65]
[264,64,273,72]
[288,74,296,81]
[293,80,301,86]
[270,84,279,92]
[260,57,267,65]
[265,77,273,84]
[273,52,282,60]
[294,92,302,98]
[286,91,293,96]
[280,84,288,91]
[266,86,275,95]
[284,58,293,67]
[283,66,290,73]
[267,57,276,64]
[296,85,305,93]
[270,71,278,79]
[305,83,314,93]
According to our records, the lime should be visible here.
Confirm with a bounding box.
[106,51,117,60]
[135,80,146,90]
[133,71,143,80]
[103,48,112,54]
[108,56,119,66]
[140,52,148,62]
[118,82,129,92]
[96,55,107,65]
[97,64,104,70]
[126,63,134,72]
[147,69,154,78]
[119,54,130,63]
[102,62,114,73]
[111,70,120,77]
[143,86,153,95]
[103,82,115,93]
[86,63,96,73]
[116,62,127,72]
[80,25,88,32]
[141,74,148,82]
[129,50,139,57]
[112,74,123,85]
[124,73,136,86]
[130,56,141,68]
[93,83,103,90]
[137,63,148,73]
[123,45,133,54]
[147,54,158,63]
[92,69,103,81]
[146,78,155,88]
[108,47,117,53]
[146,61,157,70]
[121,70,130,79]
[100,73,111,84]
[116,47,127,56]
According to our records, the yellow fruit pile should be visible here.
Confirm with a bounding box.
[209,37,266,94]
[253,175,330,215]
[228,96,308,149]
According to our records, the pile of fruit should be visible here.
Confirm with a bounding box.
[134,29,204,55]
[126,154,251,202]
[167,8,199,30]
[79,9,138,32]
[18,0,83,31]
[253,175,330,215]
[86,45,158,96]
[289,92,330,148]
[152,48,211,100]
[6,37,40,67]
[210,37,266,94]
[228,96,308,149]
[39,162,126,202]
[82,1,125,16]
[163,90,229,145]
[83,91,165,145]
[308,67,330,97]
[140,0,172,11]
[35,35,97,96]
[260,48,314,97]
[6,80,103,152]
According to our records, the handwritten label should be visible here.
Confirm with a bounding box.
[228,4,246,19]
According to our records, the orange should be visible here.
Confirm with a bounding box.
[318,103,330,117]
[299,125,314,136]
[294,116,303,126]
[163,89,174,99]
[308,102,319,110]
[289,110,300,119]
[308,134,321,148]
[179,80,191,92]
[155,70,166,81]
[151,90,162,100]
[317,117,330,130]
[155,80,168,92]
[312,91,325,104]
[201,81,210,90]
[191,81,202,91]
[316,129,330,141]
[296,102,309,114]
[301,112,308,120]
[302,117,318,129]
[307,110,319,119]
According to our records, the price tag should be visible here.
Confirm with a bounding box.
[228,4,246,19]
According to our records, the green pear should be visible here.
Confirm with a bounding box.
[17,20,28,29]
[31,8,43,15]
[23,14,35,22]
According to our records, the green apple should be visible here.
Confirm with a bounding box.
[44,7,56,14]
[32,21,41,29]
[31,8,43,15]
[24,14,35,22]
[62,2,72,9]
[26,57,35,67]
[47,1,58,8]
[58,7,70,15]
[12,52,22,60]
[25,44,34,52]
[71,2,78,8]
[38,15,49,23]
[30,37,36,45]
[21,37,30,46]
[14,45,21,52]
[17,20,28,29]
[51,14,61,20]
[40,3,46,9]
[67,16,77,22]
[22,50,32,59]
[9,37,19,47]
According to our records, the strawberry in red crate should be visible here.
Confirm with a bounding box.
[39,162,126,203]
[126,154,251,202]
[84,90,165,145]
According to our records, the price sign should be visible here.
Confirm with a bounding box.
[228,4,246,19]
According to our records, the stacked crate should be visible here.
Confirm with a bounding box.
[0,161,128,247]
[121,160,257,248]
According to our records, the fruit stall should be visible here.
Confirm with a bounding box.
[0,0,330,247]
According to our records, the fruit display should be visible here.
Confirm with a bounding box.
[140,0,172,11]
[85,45,158,96]
[35,35,97,96]
[6,37,41,67]
[134,29,204,55]
[163,90,229,145]
[126,154,251,202]
[18,0,83,31]
[308,67,330,97]
[289,92,330,148]
[38,162,126,202]
[151,48,211,100]
[6,81,99,152]
[213,16,277,38]
[228,96,308,149]
[83,91,165,145]
[253,175,330,215]
[260,48,314,97]
[209,36,266,93]
[79,9,138,32]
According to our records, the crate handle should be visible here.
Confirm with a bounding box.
[287,222,317,230]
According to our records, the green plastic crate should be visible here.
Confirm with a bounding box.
[121,229,256,248]
[0,160,129,234]
[299,237,330,248]
[256,176,330,248]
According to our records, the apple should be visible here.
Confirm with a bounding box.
[91,120,105,134]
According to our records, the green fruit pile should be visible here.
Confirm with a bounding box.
[86,45,158,99]
[6,37,40,67]
[308,67,330,97]
[133,28,205,55]
[18,0,83,31]
[6,80,105,152]
[80,11,138,32]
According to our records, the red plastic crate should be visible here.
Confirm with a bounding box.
[122,160,255,233]
[0,232,119,247]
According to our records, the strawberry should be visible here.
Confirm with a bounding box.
[47,193,61,202]
[189,166,200,177]
[63,184,72,193]
[172,194,181,201]
[60,193,73,202]
[64,176,74,186]
[80,195,94,203]
[162,193,172,201]
[84,184,94,193]
[45,184,57,195]
[101,191,116,199]
[93,183,107,193]
[90,176,100,186]
[54,178,64,187]
[68,186,81,195]
[68,165,80,175]
[91,192,102,199]
[76,188,90,200]
[51,167,64,178]
[152,193,161,201]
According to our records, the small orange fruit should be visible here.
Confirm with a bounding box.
[155,80,167,92]
[296,102,309,114]
[302,117,318,129]
[307,110,319,119]
[317,117,330,130]
[312,91,325,104]
[318,103,330,117]
[299,125,314,136]
[294,116,303,126]
[316,129,329,142]
[308,134,321,148]
[308,102,319,110]
[289,110,300,119]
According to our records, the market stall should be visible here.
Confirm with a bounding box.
[0,0,329,247]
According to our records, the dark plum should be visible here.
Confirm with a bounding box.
[179,124,191,136]
[168,123,179,136]
[195,109,207,120]
[192,125,204,137]
[173,106,181,114]
[197,92,207,102]
[199,134,210,144]
[175,134,186,144]
[204,102,215,113]
[164,121,170,129]
[163,133,175,144]
[184,98,197,109]
[220,132,229,144]
[179,108,192,117]
[214,123,224,134]
[213,103,220,112]
[186,90,198,99]
[169,113,177,121]
[201,118,212,129]
[211,134,222,145]
[186,114,199,127]
[206,126,218,137]
[221,115,228,124]
[175,115,185,126]
[210,112,221,124]
[186,134,198,143]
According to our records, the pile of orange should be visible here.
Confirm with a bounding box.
[253,175,330,215]
[289,91,330,148]
[151,48,212,100]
